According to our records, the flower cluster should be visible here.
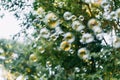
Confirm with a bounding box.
[34,3,120,61]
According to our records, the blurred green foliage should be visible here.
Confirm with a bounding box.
[0,0,120,80]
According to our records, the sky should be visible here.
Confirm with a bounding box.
[0,0,34,42]
[0,11,21,39]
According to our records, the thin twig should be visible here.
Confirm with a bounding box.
[79,2,93,17]
[86,4,93,17]
[102,36,108,46]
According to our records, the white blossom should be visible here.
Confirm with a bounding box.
[0,48,4,53]
[110,11,117,20]
[101,0,110,8]
[11,53,19,60]
[116,8,120,18]
[44,12,59,28]
[113,37,120,48]
[36,7,45,15]
[63,11,72,20]
[63,32,75,43]
[71,15,77,21]
[103,12,111,20]
[80,33,94,44]
[40,28,50,39]
[16,75,25,80]
[50,33,59,41]
[60,41,71,51]
[72,20,85,31]
[88,18,101,29]
[55,26,64,35]
[77,48,90,60]
[38,46,45,53]
[92,26,102,34]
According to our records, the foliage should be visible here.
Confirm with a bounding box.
[1,0,120,80]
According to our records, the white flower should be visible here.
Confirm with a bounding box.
[110,11,117,20]
[44,12,59,28]
[29,54,37,62]
[103,4,111,13]
[78,15,84,21]
[116,8,120,18]
[40,28,50,39]
[80,33,94,44]
[103,12,111,20]
[63,11,72,20]
[36,7,45,15]
[16,75,25,80]
[46,61,52,67]
[113,37,120,48]
[64,32,75,43]
[0,48,4,53]
[11,53,19,60]
[101,0,110,8]
[55,26,64,35]
[58,2,65,8]
[72,20,85,31]
[0,56,5,60]
[71,15,77,21]
[53,1,65,8]
[88,18,101,29]
[92,26,102,34]
[96,33,103,40]
[60,41,71,51]
[50,33,59,41]
[77,48,90,60]
[38,46,45,53]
